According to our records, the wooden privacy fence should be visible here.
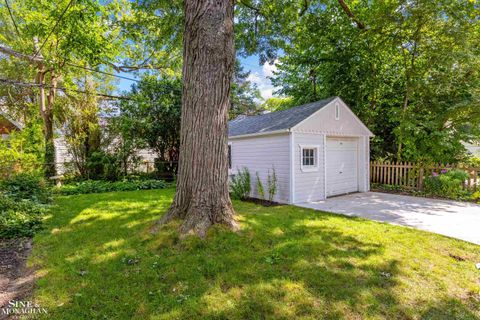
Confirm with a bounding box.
[370,161,480,190]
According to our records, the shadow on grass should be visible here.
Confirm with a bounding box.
[29,189,479,319]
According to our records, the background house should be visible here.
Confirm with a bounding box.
[0,111,22,140]
[0,110,156,175]
[228,97,374,204]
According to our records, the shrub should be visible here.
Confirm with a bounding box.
[267,167,277,202]
[256,172,265,200]
[471,191,480,201]
[0,173,51,204]
[230,168,251,200]
[424,169,469,199]
[0,123,44,179]
[85,151,124,181]
[55,179,168,195]
[464,157,480,168]
[0,194,48,238]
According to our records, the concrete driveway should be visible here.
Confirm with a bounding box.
[297,192,480,245]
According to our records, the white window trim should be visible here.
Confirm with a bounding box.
[335,103,340,120]
[299,144,319,172]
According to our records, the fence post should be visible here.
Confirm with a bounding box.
[418,167,424,191]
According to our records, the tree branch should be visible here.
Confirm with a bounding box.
[299,0,310,17]
[337,0,366,30]
[107,62,165,72]
[0,44,44,64]
[237,0,265,17]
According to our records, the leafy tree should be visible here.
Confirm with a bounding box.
[0,0,125,176]
[262,96,295,112]
[118,75,182,168]
[268,0,480,163]
[60,77,102,177]
[0,121,44,178]
[230,60,261,119]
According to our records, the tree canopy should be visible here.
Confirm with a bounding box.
[266,0,480,163]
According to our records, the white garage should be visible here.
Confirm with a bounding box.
[326,137,359,197]
[228,96,374,204]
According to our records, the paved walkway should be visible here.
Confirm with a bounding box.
[296,192,480,245]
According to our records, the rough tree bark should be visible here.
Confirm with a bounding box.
[153,0,238,237]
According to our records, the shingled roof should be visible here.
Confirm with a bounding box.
[228,96,337,137]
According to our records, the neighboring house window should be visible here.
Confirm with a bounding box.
[228,144,232,169]
[335,103,340,120]
[300,145,319,172]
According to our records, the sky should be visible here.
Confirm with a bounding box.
[115,55,279,102]
[239,55,279,100]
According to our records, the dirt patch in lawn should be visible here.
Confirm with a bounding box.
[0,237,35,318]
[243,197,284,207]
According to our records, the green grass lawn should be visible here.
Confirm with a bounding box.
[29,189,480,319]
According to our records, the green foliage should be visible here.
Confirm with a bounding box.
[267,166,278,202]
[255,172,265,200]
[261,97,295,112]
[61,81,103,178]
[471,191,480,202]
[0,173,51,204]
[118,76,182,165]
[257,0,480,163]
[424,169,470,199]
[464,157,480,168]
[229,167,251,200]
[230,61,262,119]
[55,179,168,196]
[0,194,48,238]
[0,173,50,238]
[0,123,44,178]
[83,151,127,182]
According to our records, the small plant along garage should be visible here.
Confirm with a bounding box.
[228,96,374,204]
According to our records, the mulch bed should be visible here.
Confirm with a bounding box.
[0,237,35,319]
[243,197,284,207]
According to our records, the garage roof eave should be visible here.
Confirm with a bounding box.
[228,129,290,139]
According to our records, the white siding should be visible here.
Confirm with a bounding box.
[293,132,326,203]
[54,136,75,175]
[358,136,370,192]
[229,133,290,203]
[294,98,372,137]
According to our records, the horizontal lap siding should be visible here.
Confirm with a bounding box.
[54,137,74,175]
[229,134,290,203]
[293,133,325,203]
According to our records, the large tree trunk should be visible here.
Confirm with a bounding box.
[153,0,238,237]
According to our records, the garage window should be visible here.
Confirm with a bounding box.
[300,145,319,172]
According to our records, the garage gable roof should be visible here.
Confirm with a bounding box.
[229,96,337,137]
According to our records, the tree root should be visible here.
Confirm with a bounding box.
[150,202,238,238]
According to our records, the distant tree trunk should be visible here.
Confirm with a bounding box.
[153,0,238,237]
[36,67,56,177]
[33,38,56,177]
[45,73,58,177]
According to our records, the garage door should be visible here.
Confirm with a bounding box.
[326,137,358,197]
